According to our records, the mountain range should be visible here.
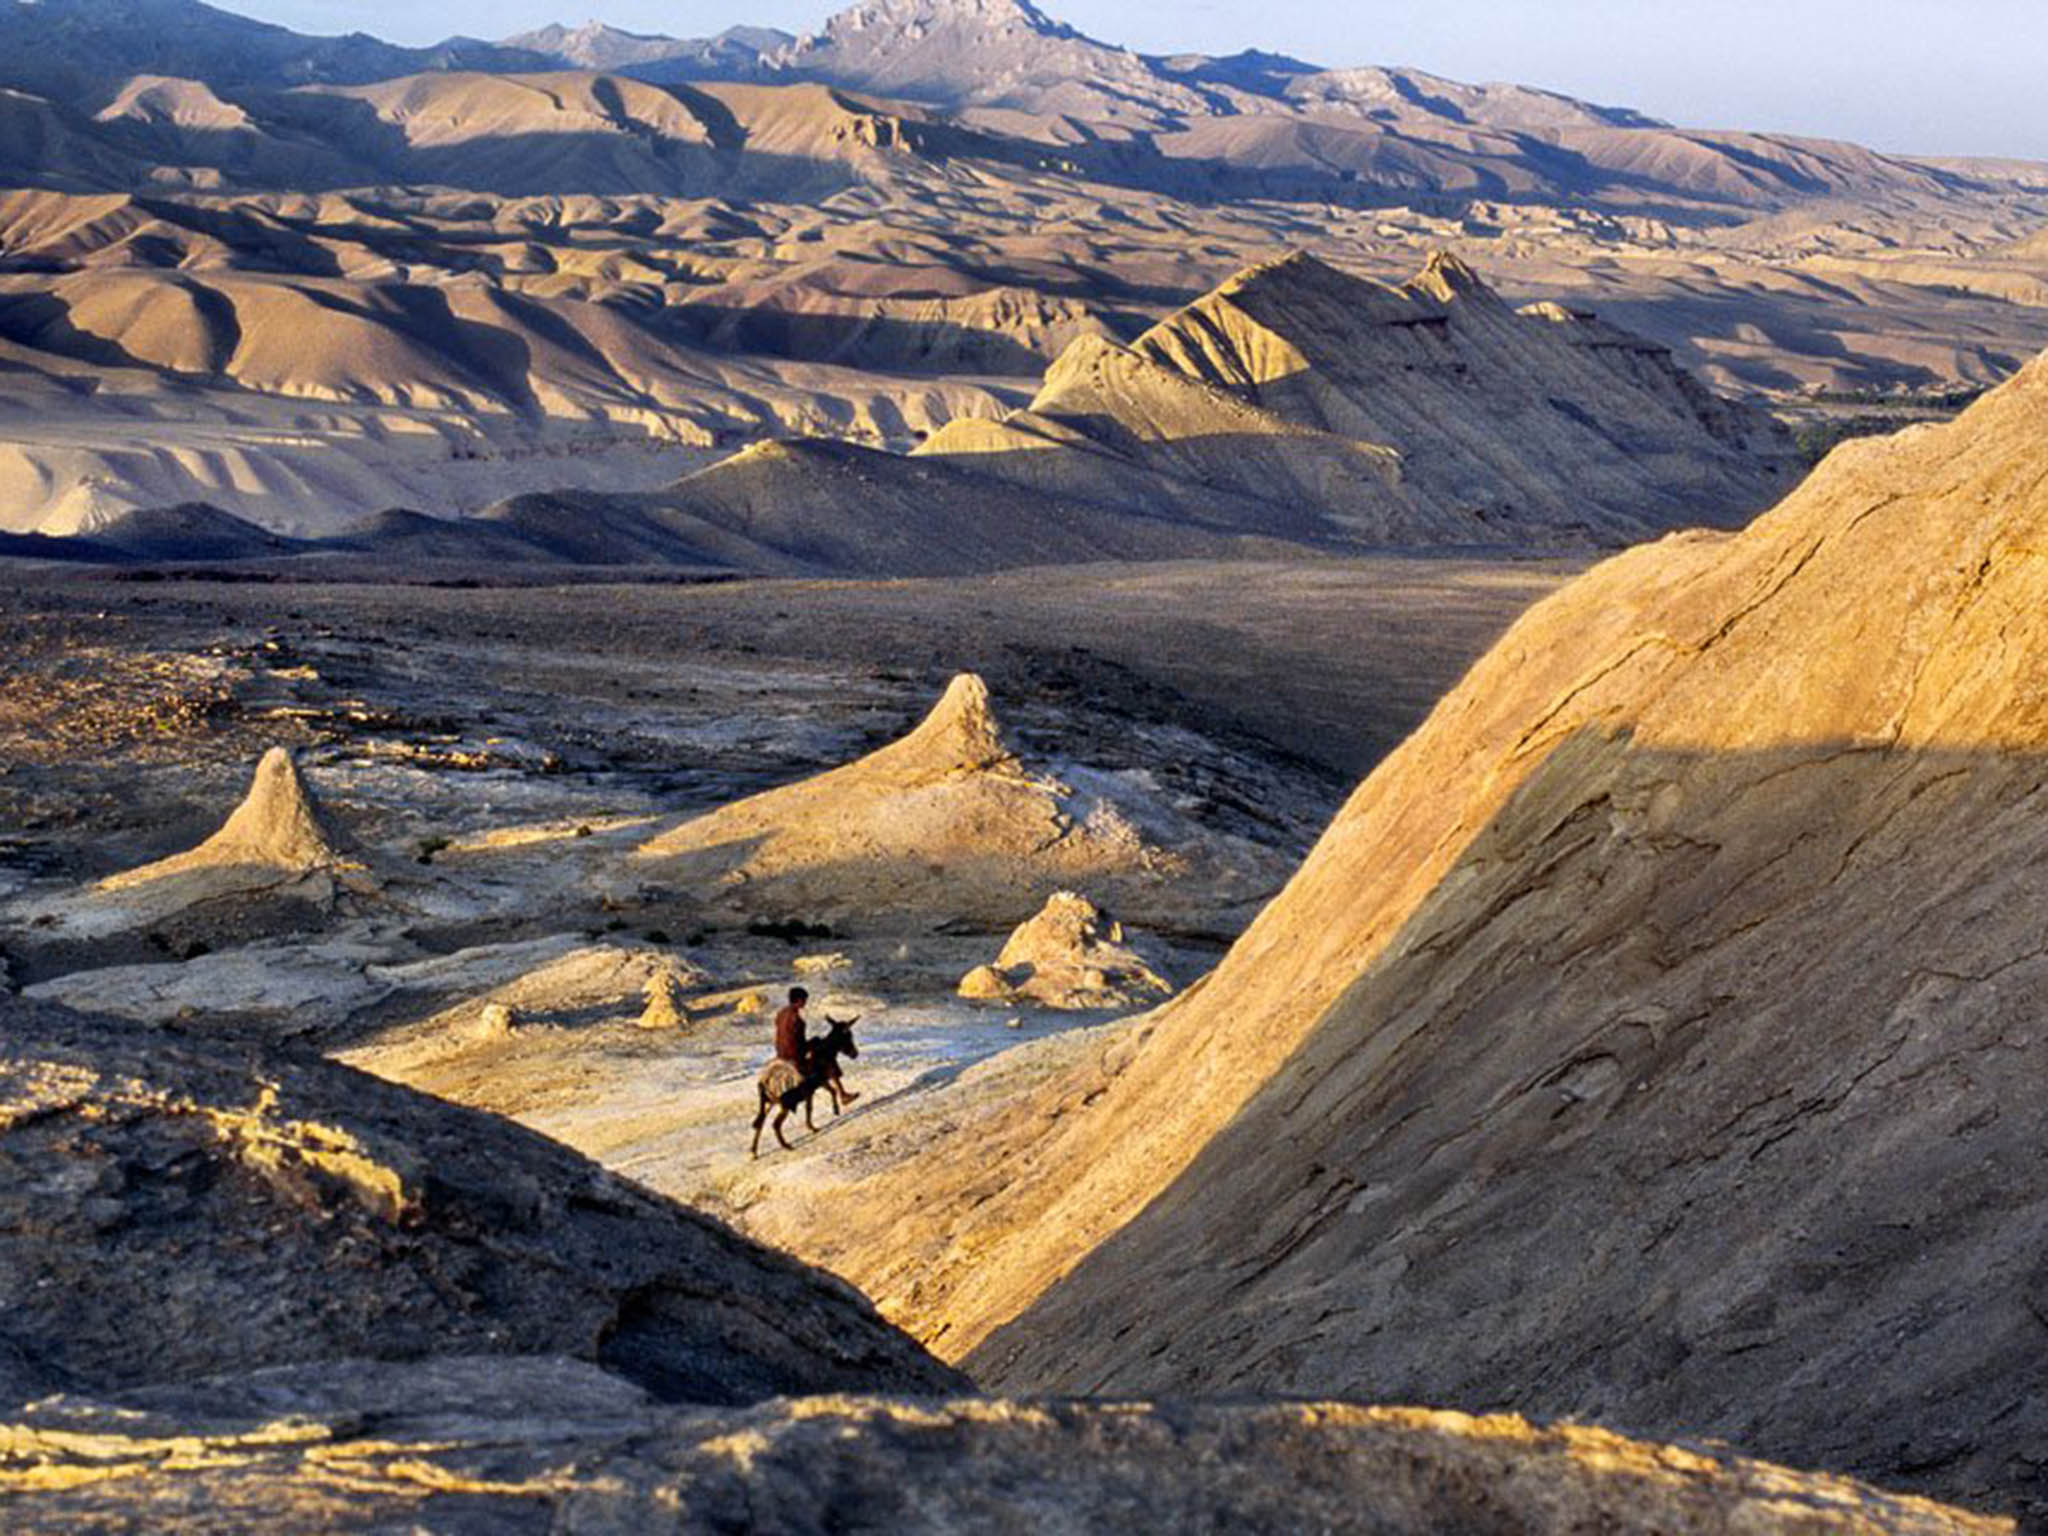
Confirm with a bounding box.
[0,0,2038,214]
[0,249,1799,561]
[0,0,2044,548]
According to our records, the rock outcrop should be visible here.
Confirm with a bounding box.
[635,674,1291,934]
[638,968,690,1029]
[0,1359,2007,1534]
[5,747,371,949]
[98,746,355,896]
[780,354,2048,1523]
[510,251,1797,577]
[0,1000,962,1406]
[959,892,1174,1010]
[334,942,712,1074]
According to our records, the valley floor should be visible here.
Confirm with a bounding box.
[0,551,1574,1243]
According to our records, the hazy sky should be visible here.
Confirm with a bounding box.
[227,0,2047,161]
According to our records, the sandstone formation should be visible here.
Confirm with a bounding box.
[639,968,690,1029]
[97,747,352,896]
[6,748,370,946]
[635,673,1292,933]
[0,1361,2007,1533]
[465,250,1799,575]
[778,354,2048,1523]
[0,1000,962,1405]
[337,944,712,1074]
[959,892,1174,1010]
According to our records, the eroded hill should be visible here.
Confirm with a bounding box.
[462,251,1799,571]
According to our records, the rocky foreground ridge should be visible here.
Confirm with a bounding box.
[0,959,2012,1529]
[0,1001,960,1406]
[1,1360,2005,1533]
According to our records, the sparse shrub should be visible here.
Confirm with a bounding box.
[747,918,836,945]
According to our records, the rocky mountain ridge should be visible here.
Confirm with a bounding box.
[450,250,1798,572]
[0,0,2037,215]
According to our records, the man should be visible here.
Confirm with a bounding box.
[771,985,859,1103]
[774,986,810,1067]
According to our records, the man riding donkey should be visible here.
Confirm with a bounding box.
[753,986,861,1157]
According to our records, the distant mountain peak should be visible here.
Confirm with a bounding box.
[780,0,1088,58]
[819,0,1074,33]
[500,17,789,76]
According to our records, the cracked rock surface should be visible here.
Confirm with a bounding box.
[0,1357,2008,1534]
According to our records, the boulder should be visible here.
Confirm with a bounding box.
[958,892,1174,1010]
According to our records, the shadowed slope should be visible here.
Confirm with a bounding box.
[0,1000,964,1406]
[590,436,1316,576]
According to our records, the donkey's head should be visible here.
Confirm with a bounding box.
[823,1015,860,1059]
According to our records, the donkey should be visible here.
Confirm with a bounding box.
[751,1015,860,1158]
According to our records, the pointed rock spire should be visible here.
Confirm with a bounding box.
[958,890,1176,1010]
[1410,249,1496,304]
[201,748,344,869]
[99,747,351,893]
[639,969,690,1030]
[868,673,1014,779]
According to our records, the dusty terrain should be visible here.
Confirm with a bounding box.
[0,554,1559,1211]
[0,536,2031,1531]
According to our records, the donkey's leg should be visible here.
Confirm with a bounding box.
[752,1088,770,1158]
[773,1105,795,1151]
[803,1089,817,1133]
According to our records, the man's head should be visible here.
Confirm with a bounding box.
[788,986,809,1007]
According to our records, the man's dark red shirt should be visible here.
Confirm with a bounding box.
[774,1003,807,1065]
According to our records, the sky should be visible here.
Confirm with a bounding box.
[226,0,2048,161]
